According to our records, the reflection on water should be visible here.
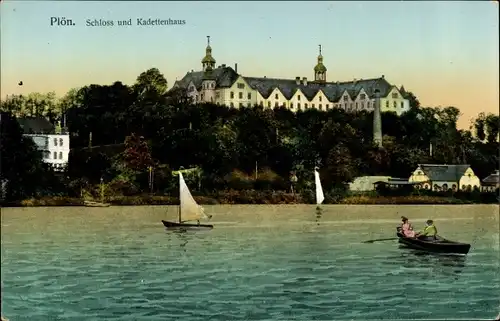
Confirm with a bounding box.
[397,250,468,278]
[315,207,322,225]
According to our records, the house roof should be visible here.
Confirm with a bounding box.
[173,67,406,102]
[482,170,499,185]
[17,117,55,134]
[174,66,240,91]
[418,164,471,182]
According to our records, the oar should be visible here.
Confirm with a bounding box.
[363,237,399,243]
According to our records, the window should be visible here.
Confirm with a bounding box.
[189,86,195,92]
[237,83,245,89]
[275,102,279,108]
[393,101,396,108]
[360,94,366,100]
[297,103,301,109]
[201,93,204,100]
[312,103,315,108]
[239,92,243,99]
[216,92,220,99]
[211,83,215,89]
[361,102,365,109]
[319,96,322,102]
[355,102,358,109]
[268,101,271,108]
[343,96,348,101]
[247,102,251,107]
[59,138,63,146]
[319,104,322,110]
[59,152,63,159]
[386,101,389,108]
[260,101,263,106]
[239,102,243,107]
[400,102,404,108]
[305,103,308,108]
[350,103,353,109]
[230,92,234,99]
[326,104,329,109]
[53,151,57,159]
[44,151,50,159]
[247,93,251,100]
[275,93,279,99]
[230,102,234,107]
[392,93,398,99]
[290,103,294,108]
[54,138,58,146]
[298,95,301,101]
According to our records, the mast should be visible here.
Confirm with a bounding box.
[178,172,182,223]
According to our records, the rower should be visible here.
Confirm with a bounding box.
[416,219,438,241]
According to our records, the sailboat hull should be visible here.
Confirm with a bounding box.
[162,220,213,230]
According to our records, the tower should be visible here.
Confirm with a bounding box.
[201,36,216,72]
[373,89,383,148]
[201,36,216,103]
[314,44,327,83]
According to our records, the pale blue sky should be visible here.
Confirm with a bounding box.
[1,1,498,128]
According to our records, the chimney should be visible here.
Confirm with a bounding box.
[222,64,226,68]
[295,77,300,85]
[381,75,385,79]
[235,63,238,73]
[372,89,383,149]
[302,77,307,86]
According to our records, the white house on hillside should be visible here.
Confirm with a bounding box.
[408,164,481,191]
[17,117,70,171]
[171,37,411,116]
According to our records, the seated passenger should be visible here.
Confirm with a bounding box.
[416,219,438,241]
[401,216,416,238]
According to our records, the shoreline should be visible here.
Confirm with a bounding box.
[2,193,498,207]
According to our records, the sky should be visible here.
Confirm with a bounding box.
[1,1,498,129]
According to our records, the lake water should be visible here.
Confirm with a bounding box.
[1,205,499,320]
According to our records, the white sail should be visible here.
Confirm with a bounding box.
[314,169,325,205]
[179,172,207,222]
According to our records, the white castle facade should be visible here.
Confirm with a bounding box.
[172,37,411,116]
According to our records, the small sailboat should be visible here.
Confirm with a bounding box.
[314,167,325,209]
[161,172,213,230]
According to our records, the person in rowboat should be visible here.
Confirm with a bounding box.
[416,219,438,241]
[400,216,416,237]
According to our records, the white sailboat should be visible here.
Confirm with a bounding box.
[314,167,325,208]
[161,172,213,230]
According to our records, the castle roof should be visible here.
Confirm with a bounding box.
[174,67,406,102]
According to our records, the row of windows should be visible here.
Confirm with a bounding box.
[44,151,64,160]
[230,92,252,100]
[53,138,64,146]
[385,101,405,108]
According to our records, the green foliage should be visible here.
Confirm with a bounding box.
[1,68,498,204]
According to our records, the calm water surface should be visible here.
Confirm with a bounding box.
[1,205,499,320]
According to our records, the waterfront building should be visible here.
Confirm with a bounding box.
[408,164,481,191]
[17,117,70,172]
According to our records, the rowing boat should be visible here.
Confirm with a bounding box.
[396,227,471,255]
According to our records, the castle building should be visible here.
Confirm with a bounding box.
[172,37,411,116]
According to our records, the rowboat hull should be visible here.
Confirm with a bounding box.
[84,201,110,207]
[162,220,213,230]
[396,231,471,255]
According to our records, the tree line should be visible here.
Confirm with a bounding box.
[1,68,498,202]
